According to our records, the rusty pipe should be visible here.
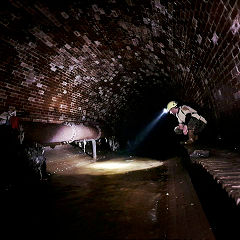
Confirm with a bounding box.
[21,122,101,145]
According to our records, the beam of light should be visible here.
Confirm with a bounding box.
[163,108,168,114]
[129,109,168,150]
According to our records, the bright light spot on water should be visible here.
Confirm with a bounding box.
[85,159,163,175]
[63,158,165,175]
[90,161,131,170]
[49,158,164,175]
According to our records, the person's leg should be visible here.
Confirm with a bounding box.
[193,120,206,143]
[185,129,195,144]
[186,118,201,144]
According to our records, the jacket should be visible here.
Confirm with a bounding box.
[176,105,207,125]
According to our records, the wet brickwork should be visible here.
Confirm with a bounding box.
[1,1,240,142]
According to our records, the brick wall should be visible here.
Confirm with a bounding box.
[1,0,240,140]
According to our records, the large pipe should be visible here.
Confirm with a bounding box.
[21,122,101,145]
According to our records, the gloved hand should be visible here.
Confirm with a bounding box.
[174,126,183,135]
[183,125,188,135]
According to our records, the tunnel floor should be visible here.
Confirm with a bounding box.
[1,144,215,240]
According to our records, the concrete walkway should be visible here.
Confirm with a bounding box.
[190,147,240,206]
[186,145,240,239]
[165,157,215,240]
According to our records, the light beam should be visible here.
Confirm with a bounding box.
[130,109,168,150]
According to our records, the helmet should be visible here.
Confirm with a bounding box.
[167,101,178,111]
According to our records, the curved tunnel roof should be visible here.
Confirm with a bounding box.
[1,0,240,140]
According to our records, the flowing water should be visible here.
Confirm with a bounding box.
[1,145,169,239]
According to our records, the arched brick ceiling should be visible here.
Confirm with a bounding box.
[1,0,240,136]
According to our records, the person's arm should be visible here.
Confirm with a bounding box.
[181,106,193,125]
[180,106,193,135]
[181,106,195,134]
[177,123,188,135]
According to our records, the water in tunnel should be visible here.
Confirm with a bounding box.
[2,0,240,239]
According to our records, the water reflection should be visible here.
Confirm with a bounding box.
[44,146,168,239]
[50,168,168,239]
[49,157,163,176]
[2,145,169,239]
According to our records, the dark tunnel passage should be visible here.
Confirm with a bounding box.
[1,0,240,148]
[1,0,240,239]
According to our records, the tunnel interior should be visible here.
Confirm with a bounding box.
[1,0,240,239]
[1,0,240,149]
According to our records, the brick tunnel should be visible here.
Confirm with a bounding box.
[1,0,240,239]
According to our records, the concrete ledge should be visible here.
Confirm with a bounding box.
[189,147,240,206]
[164,157,215,240]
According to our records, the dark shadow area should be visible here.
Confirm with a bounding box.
[0,125,47,189]
[1,181,53,239]
[122,110,186,160]
[112,85,184,160]
[189,163,240,240]
[215,115,240,152]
